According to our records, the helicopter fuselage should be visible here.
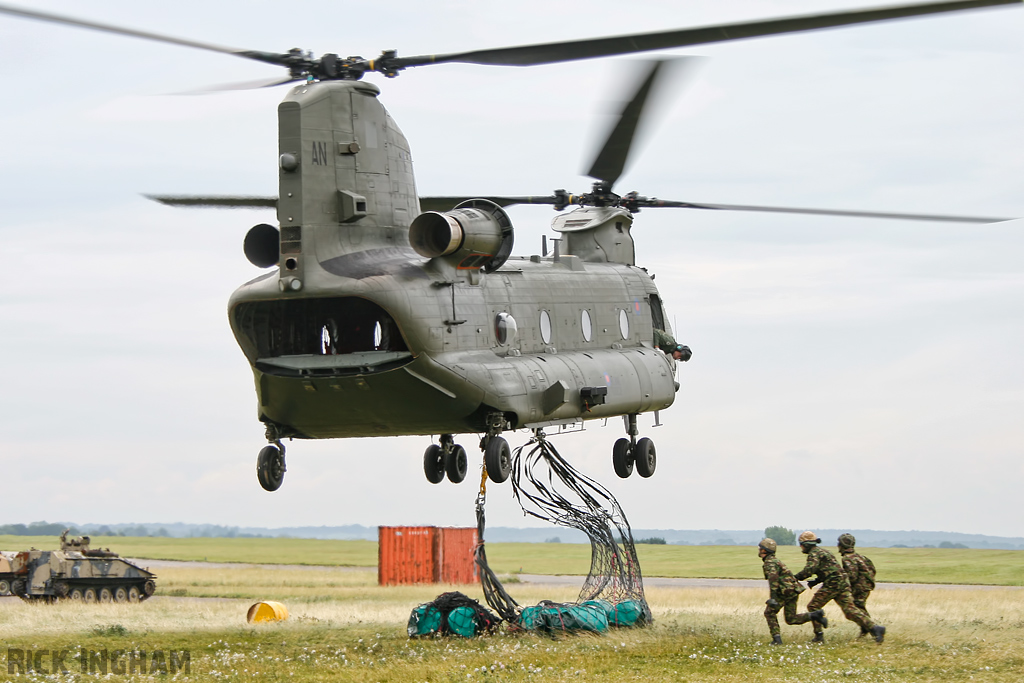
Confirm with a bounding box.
[226,79,678,440]
[229,250,678,439]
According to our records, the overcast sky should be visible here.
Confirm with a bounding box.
[1,1,1022,538]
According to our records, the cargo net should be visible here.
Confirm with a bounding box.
[476,434,652,634]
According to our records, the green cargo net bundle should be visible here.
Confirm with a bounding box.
[475,434,652,634]
[408,591,501,638]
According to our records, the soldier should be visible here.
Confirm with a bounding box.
[653,328,692,361]
[794,531,886,644]
[838,533,876,631]
[759,538,828,645]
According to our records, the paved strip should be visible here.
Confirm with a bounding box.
[126,558,371,572]
[515,574,1022,591]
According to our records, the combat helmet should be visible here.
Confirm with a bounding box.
[798,531,821,545]
[837,533,856,549]
[758,538,777,553]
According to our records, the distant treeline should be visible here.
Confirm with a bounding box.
[1,521,1020,549]
[0,521,263,539]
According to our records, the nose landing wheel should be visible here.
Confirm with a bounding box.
[257,441,286,491]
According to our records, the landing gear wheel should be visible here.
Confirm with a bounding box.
[256,444,286,492]
[634,437,656,478]
[256,444,286,491]
[484,436,512,483]
[445,444,468,483]
[128,586,140,603]
[114,587,128,603]
[83,588,96,603]
[99,588,113,603]
[423,444,445,484]
[612,438,633,478]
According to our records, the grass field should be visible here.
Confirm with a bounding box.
[2,566,1022,682]
[3,535,1022,586]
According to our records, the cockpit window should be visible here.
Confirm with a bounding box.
[234,297,407,358]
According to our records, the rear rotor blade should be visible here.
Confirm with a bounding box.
[637,199,1013,224]
[0,2,290,67]
[172,77,301,95]
[390,0,1020,70]
[418,196,568,212]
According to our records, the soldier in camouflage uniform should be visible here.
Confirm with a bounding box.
[759,538,828,645]
[653,328,691,361]
[838,533,876,631]
[794,531,885,643]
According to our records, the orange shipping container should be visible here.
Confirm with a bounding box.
[378,526,478,585]
[437,527,478,584]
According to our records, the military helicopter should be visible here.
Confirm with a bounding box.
[2,0,1017,494]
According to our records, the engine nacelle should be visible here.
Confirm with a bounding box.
[409,199,513,272]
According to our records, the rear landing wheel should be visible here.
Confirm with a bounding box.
[634,437,656,478]
[423,444,445,484]
[612,438,633,478]
[257,444,286,492]
[445,444,468,483]
[484,436,512,483]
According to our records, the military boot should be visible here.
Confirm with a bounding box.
[859,627,869,638]
[770,634,783,646]
[811,632,825,644]
[810,609,829,629]
[871,624,886,644]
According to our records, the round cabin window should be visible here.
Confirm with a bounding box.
[581,310,592,342]
[540,310,552,344]
[495,312,517,345]
[618,309,630,340]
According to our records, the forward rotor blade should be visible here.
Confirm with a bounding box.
[0,3,289,67]
[639,199,1013,224]
[391,0,1020,70]
[146,195,277,209]
[586,59,681,187]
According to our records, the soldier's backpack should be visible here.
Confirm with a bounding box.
[861,554,876,590]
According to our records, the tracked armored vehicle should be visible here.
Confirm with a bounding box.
[8,531,156,603]
[0,551,16,595]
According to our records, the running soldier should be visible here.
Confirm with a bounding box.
[838,533,876,630]
[794,531,886,643]
[759,538,828,644]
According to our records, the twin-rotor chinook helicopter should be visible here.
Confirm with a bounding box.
[3,1,1017,492]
